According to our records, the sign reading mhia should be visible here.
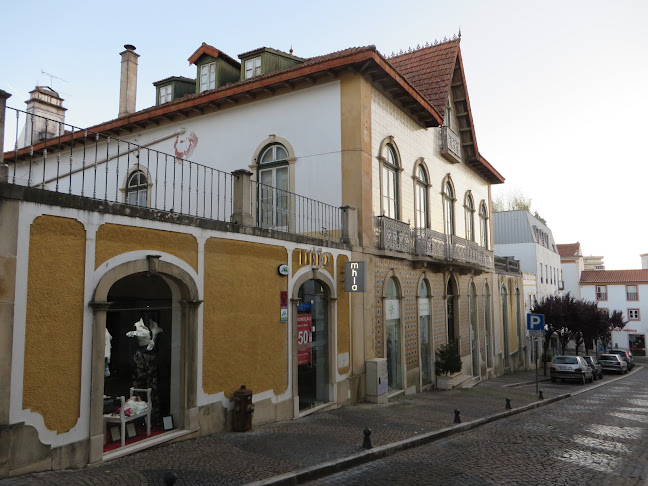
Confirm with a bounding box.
[344,261,365,292]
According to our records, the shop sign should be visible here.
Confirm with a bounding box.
[385,299,400,321]
[278,264,289,276]
[297,313,312,365]
[297,248,333,268]
[344,261,365,292]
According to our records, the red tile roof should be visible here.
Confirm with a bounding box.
[388,39,460,114]
[187,43,240,67]
[580,270,648,284]
[557,243,581,258]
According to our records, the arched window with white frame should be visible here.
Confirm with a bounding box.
[443,179,455,236]
[465,192,475,241]
[258,143,289,230]
[415,164,429,228]
[125,169,149,206]
[479,202,489,249]
[381,144,399,219]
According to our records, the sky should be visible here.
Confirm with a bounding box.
[1,0,646,269]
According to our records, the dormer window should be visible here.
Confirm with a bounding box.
[159,84,172,104]
[200,62,216,92]
[245,57,261,79]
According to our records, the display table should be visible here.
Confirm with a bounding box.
[103,387,151,448]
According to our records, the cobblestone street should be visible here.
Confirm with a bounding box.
[1,366,644,486]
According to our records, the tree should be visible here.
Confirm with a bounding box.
[435,341,463,376]
[492,188,547,224]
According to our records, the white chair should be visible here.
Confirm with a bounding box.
[103,387,151,447]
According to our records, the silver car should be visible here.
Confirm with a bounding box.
[598,354,628,374]
[550,356,594,384]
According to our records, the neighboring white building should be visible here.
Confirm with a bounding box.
[580,267,648,356]
[493,210,562,304]
[557,242,583,299]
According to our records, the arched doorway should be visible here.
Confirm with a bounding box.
[484,283,493,369]
[469,282,479,377]
[103,273,176,451]
[89,257,200,463]
[385,276,402,391]
[446,278,457,345]
[297,279,330,411]
[419,279,432,386]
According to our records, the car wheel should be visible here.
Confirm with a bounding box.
[581,375,586,385]
[551,377,556,383]
[592,373,597,381]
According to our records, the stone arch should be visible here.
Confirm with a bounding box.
[89,255,201,463]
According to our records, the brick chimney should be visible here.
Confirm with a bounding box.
[119,44,139,117]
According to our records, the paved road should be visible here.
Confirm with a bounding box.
[307,369,648,486]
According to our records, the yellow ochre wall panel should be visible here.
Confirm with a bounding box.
[23,215,86,433]
[203,239,288,397]
[95,224,198,271]
[336,255,350,375]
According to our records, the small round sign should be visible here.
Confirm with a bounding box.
[278,264,289,276]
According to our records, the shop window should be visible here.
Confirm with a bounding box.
[385,276,402,391]
[419,279,432,385]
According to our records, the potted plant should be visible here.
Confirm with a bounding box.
[435,341,463,390]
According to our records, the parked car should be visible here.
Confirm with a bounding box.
[607,350,634,371]
[582,356,603,380]
[550,356,594,384]
[598,354,628,374]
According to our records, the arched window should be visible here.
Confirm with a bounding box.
[465,193,475,241]
[382,144,399,219]
[515,286,523,362]
[415,165,428,228]
[484,283,493,368]
[444,180,455,236]
[385,276,402,390]
[479,202,489,249]
[501,284,510,367]
[419,279,432,385]
[446,278,457,344]
[125,169,148,206]
[469,282,479,377]
[258,143,289,229]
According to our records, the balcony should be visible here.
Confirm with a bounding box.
[413,228,447,260]
[374,218,494,272]
[494,256,520,274]
[373,216,412,253]
[450,236,494,270]
[440,126,462,164]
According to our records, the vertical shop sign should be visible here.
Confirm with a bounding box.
[280,291,288,323]
[344,261,365,292]
[297,313,312,364]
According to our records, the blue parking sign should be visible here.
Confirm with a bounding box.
[526,313,545,331]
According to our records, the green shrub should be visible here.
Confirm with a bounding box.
[435,341,462,376]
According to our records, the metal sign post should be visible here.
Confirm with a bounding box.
[527,314,545,396]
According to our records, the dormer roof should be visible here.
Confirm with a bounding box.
[187,42,240,68]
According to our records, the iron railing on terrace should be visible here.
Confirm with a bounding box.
[3,106,342,242]
[250,179,341,242]
[494,256,520,273]
[375,216,494,270]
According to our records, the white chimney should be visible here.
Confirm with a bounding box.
[18,86,67,149]
[119,44,139,117]
[641,253,648,269]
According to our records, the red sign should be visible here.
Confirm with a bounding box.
[297,313,312,365]
[280,291,288,307]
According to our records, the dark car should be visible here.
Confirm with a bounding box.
[607,350,634,371]
[582,356,603,380]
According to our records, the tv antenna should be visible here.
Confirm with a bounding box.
[40,69,69,92]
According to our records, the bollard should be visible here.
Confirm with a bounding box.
[454,409,461,424]
[163,471,178,485]
[538,390,544,400]
[362,428,373,449]
[505,397,511,410]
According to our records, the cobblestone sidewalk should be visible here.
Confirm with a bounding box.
[0,367,620,486]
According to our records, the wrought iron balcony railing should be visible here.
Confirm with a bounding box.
[440,126,462,164]
[450,236,494,269]
[373,215,412,253]
[413,227,447,260]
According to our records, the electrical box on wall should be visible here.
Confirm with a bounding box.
[366,358,388,404]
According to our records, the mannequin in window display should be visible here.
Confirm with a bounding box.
[126,314,163,422]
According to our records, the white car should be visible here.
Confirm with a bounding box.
[550,356,594,384]
[598,354,628,374]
